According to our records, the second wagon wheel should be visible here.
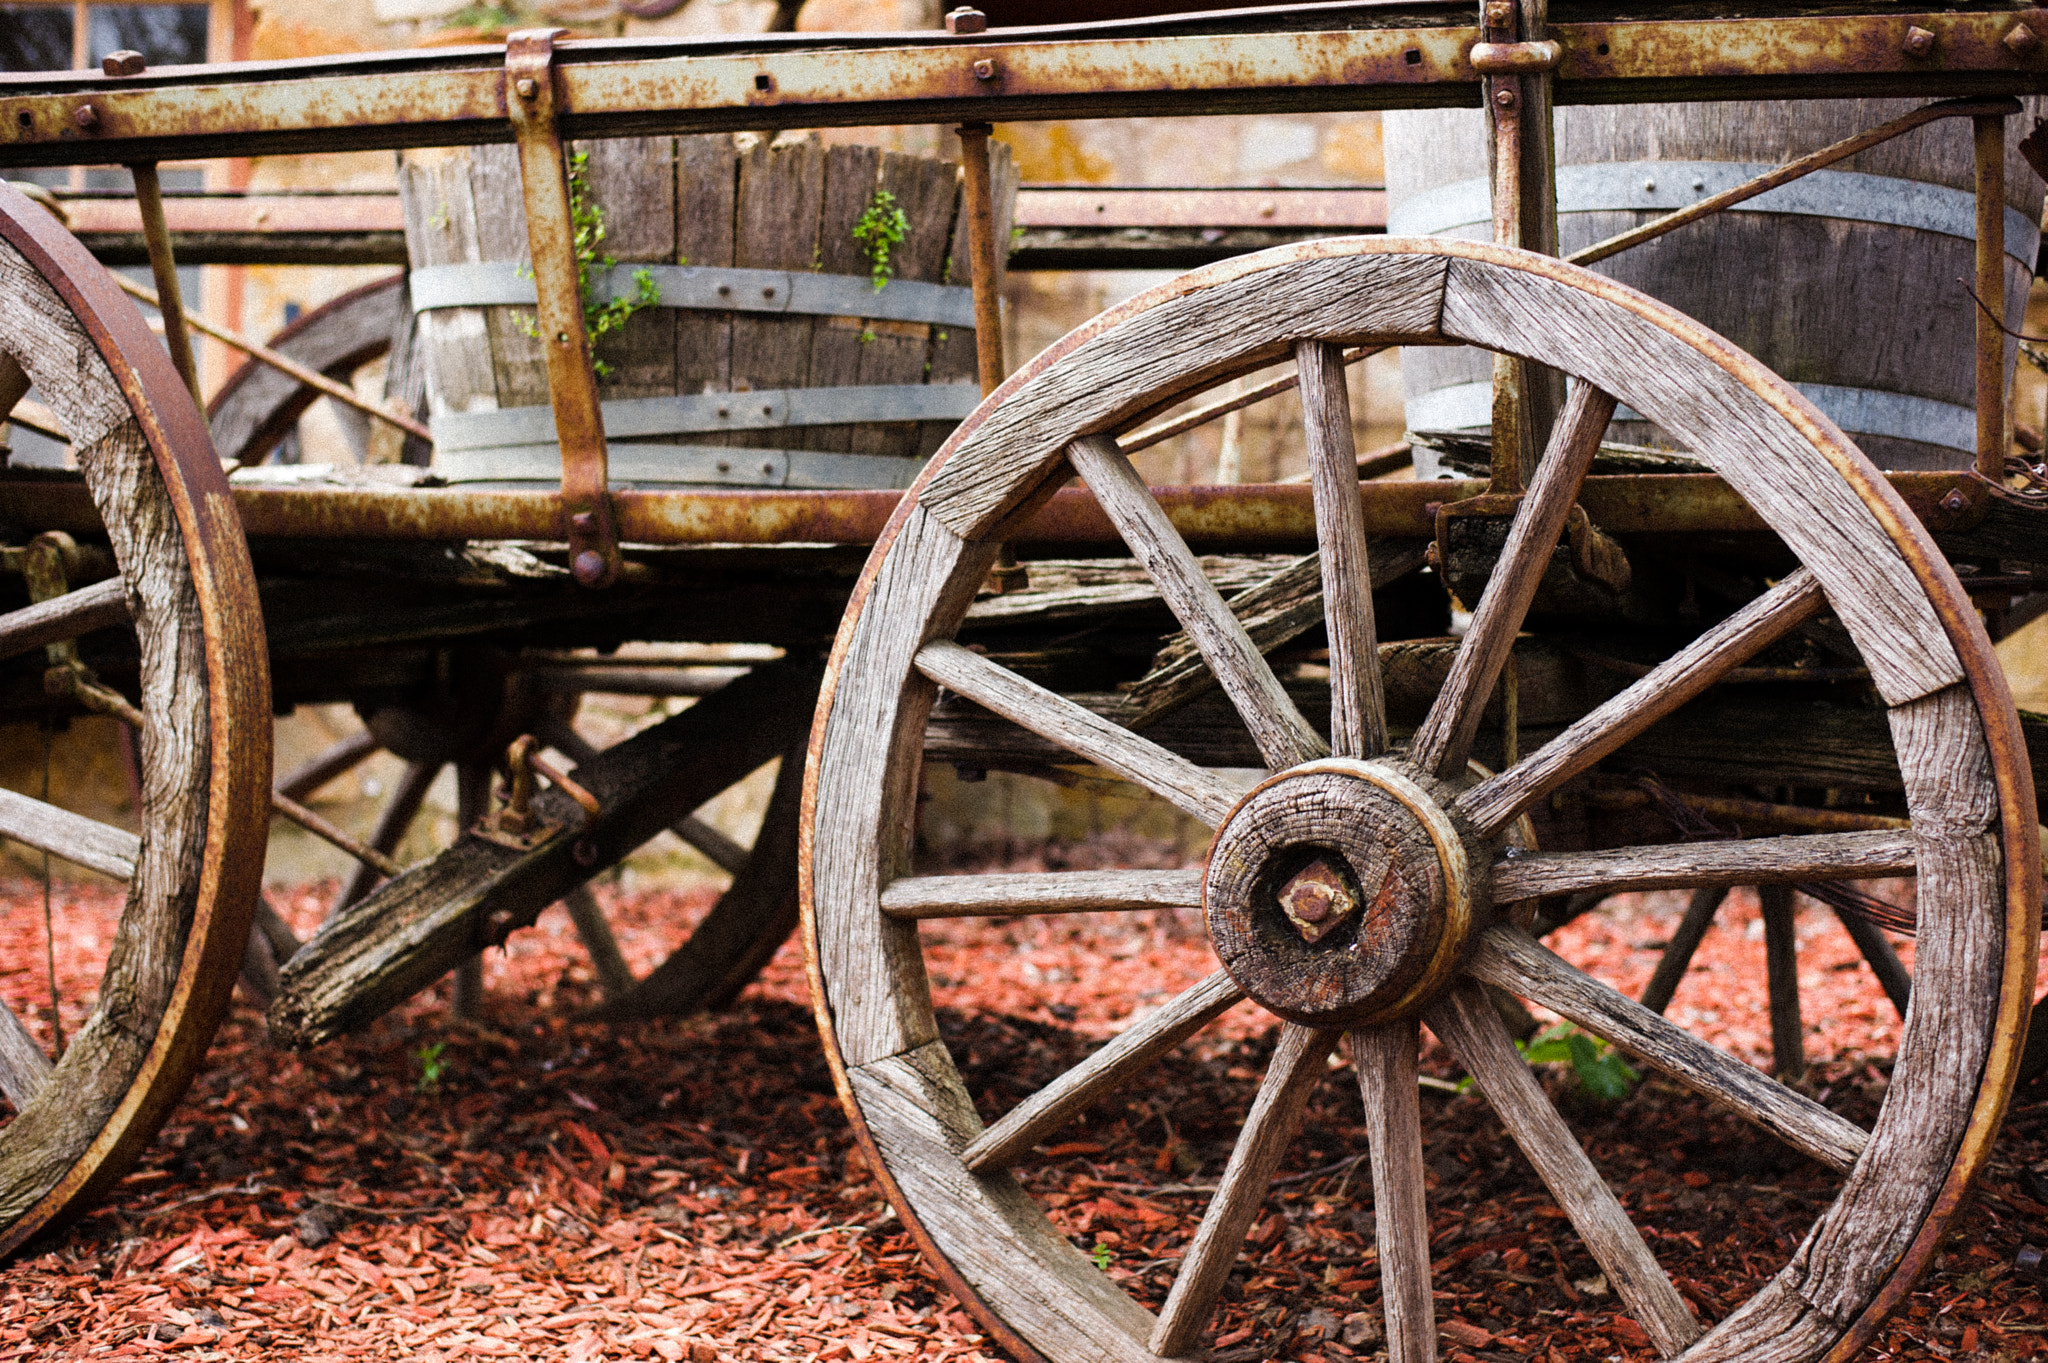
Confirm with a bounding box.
[803,237,2040,1363]
[0,183,270,1251]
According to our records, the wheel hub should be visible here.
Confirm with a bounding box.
[1204,758,1479,1028]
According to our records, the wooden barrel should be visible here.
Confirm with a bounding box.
[1384,101,2045,471]
[397,132,1016,490]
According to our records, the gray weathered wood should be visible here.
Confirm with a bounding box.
[1299,338,1387,759]
[675,133,739,401]
[1834,906,1912,1019]
[963,970,1244,1174]
[0,575,129,665]
[881,868,1205,920]
[1491,830,1917,901]
[915,640,1242,826]
[1761,884,1806,1081]
[1456,569,1825,837]
[1151,1024,1339,1356]
[562,883,634,1000]
[729,133,825,458]
[275,728,377,805]
[0,1003,51,1111]
[1067,434,1325,771]
[1412,382,1617,780]
[1469,924,1868,1172]
[1352,1018,1435,1363]
[0,786,137,881]
[1639,886,1726,1016]
[1427,982,1701,1356]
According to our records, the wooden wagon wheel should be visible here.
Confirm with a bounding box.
[802,237,2039,1363]
[0,183,270,1252]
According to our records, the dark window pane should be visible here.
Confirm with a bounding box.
[0,7,76,72]
[91,5,209,68]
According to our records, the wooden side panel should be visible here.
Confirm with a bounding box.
[729,133,825,456]
[580,135,678,404]
[801,143,885,456]
[397,148,498,419]
[675,133,740,399]
[465,142,550,412]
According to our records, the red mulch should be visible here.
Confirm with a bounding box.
[0,861,2043,1362]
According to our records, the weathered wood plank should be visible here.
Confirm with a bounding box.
[0,576,129,665]
[728,132,824,458]
[1760,884,1805,1080]
[0,1003,51,1111]
[1456,569,1824,837]
[1469,924,1868,1172]
[1427,982,1701,1356]
[915,640,1242,826]
[963,969,1243,1174]
[1067,434,1324,771]
[880,868,1204,920]
[0,786,137,881]
[1411,382,1616,781]
[675,133,739,401]
[562,882,634,1000]
[1491,830,1917,901]
[1299,339,1386,759]
[1151,1024,1339,1356]
[1352,1018,1435,1363]
[1638,886,1726,1016]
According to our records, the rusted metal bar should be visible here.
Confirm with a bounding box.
[1571,95,2023,269]
[1978,110,2010,481]
[506,28,620,590]
[271,790,406,878]
[110,272,432,448]
[957,122,1007,397]
[129,162,201,409]
[1484,0,1530,492]
[7,10,2048,169]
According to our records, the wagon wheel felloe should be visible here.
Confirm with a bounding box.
[0,182,270,1253]
[802,238,2039,1363]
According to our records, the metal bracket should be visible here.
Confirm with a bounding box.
[505,28,621,590]
[472,733,603,851]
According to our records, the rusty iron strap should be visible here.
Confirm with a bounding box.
[506,28,620,590]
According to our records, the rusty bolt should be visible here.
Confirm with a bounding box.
[2009,23,2041,56]
[100,50,145,77]
[1902,26,1935,57]
[570,511,596,534]
[571,550,608,587]
[573,838,600,867]
[1277,857,1359,945]
[944,7,986,34]
[72,104,98,130]
[1483,0,1514,31]
[1942,488,1971,514]
[515,77,539,98]
[1493,86,1517,110]
[973,57,996,80]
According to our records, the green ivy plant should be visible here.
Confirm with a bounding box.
[852,187,911,292]
[1520,1023,1639,1101]
[519,149,661,377]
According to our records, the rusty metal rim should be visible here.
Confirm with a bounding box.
[0,181,271,1255]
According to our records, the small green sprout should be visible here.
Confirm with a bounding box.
[517,149,662,377]
[1520,1023,1638,1101]
[852,188,910,292]
[1089,1242,1114,1271]
[414,1041,447,1093]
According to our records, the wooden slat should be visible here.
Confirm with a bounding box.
[1760,884,1805,1081]
[915,640,1242,826]
[1639,886,1726,1016]
[674,814,749,877]
[881,868,1204,920]
[1298,339,1386,759]
[562,882,634,1000]
[0,1001,51,1110]
[1351,1019,1435,1363]
[1491,830,1917,902]
[963,970,1244,1174]
[1150,1024,1339,1357]
[1468,924,1868,1172]
[1833,906,1912,1018]
[0,786,137,881]
[1427,983,1701,1356]
[1410,382,1617,780]
[1066,434,1326,771]
[0,576,129,665]
[1456,570,1825,837]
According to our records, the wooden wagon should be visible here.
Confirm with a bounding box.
[0,5,2045,1362]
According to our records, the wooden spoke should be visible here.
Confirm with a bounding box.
[0,1001,52,1110]
[1298,339,1387,758]
[542,717,750,874]
[562,883,634,999]
[1467,924,1868,1172]
[1490,829,1916,901]
[1426,982,1701,1356]
[0,576,129,666]
[881,869,1204,920]
[1457,570,1826,836]
[916,640,1242,825]
[1410,383,1617,780]
[1150,1024,1340,1357]
[1639,886,1727,1016]
[333,759,439,916]
[1761,885,1805,1081]
[1834,906,1912,1018]
[275,728,379,804]
[1351,1019,1435,1363]
[963,970,1245,1173]
[1066,434,1327,770]
[0,785,138,881]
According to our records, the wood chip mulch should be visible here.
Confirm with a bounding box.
[0,861,2044,1363]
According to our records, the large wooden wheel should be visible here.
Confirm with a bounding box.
[0,183,270,1251]
[802,238,2040,1363]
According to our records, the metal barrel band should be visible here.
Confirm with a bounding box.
[433,443,926,490]
[430,383,981,453]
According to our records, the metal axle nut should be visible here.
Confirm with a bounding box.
[944,7,986,35]
[100,51,145,77]
[1902,26,1935,57]
[972,58,996,80]
[515,77,539,98]
[2008,23,2041,56]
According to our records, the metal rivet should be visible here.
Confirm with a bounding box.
[100,50,144,77]
[944,6,986,34]
[1492,87,1515,109]
[716,405,730,418]
[570,511,595,532]
[1692,178,1705,192]
[760,462,774,475]
[556,331,570,344]
[1904,25,1936,57]
[716,460,731,473]
[716,284,731,295]
[515,76,538,98]
[72,104,98,130]
[763,286,776,298]
[1942,489,1970,513]
[2008,22,2040,56]
[570,551,607,588]
[1643,178,1656,193]
[973,58,996,80]
[761,404,773,415]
